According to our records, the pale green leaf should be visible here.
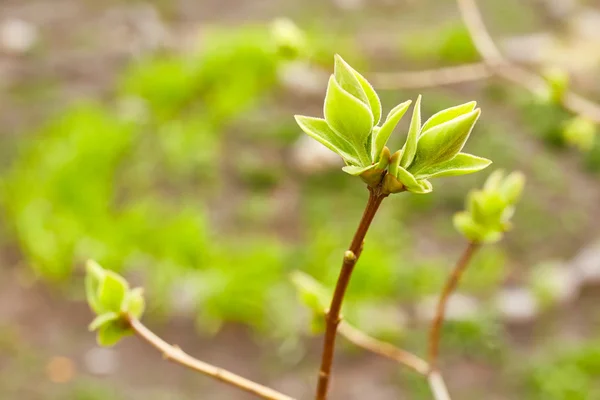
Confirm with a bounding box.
[372,100,411,160]
[421,101,477,134]
[333,55,369,105]
[85,260,105,314]
[324,75,374,164]
[400,95,421,168]
[388,150,402,177]
[342,164,375,176]
[395,164,421,192]
[483,169,505,191]
[413,153,491,179]
[453,212,486,242]
[97,321,132,347]
[410,109,481,172]
[98,271,129,314]
[352,66,381,125]
[89,312,119,331]
[122,288,145,319]
[498,171,525,205]
[295,115,360,165]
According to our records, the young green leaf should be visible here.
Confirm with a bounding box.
[342,164,376,176]
[351,66,382,126]
[421,101,477,134]
[86,260,105,314]
[395,164,421,192]
[413,153,491,179]
[483,169,505,191]
[98,271,129,313]
[498,171,525,205]
[324,75,374,164]
[372,100,412,160]
[89,312,119,331]
[122,288,145,319]
[400,95,421,168]
[453,212,486,243]
[333,55,369,105]
[294,115,360,165]
[410,108,481,172]
[97,321,132,347]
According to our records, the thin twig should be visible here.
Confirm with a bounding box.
[126,316,295,400]
[316,186,388,400]
[427,242,480,369]
[372,0,600,124]
[455,0,504,64]
[455,0,600,123]
[428,370,452,400]
[372,63,491,89]
[338,322,429,375]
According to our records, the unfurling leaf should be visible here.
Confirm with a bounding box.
[454,170,525,243]
[420,101,476,134]
[333,55,369,105]
[85,260,147,347]
[413,153,491,179]
[410,108,481,172]
[498,171,525,204]
[324,75,373,164]
[373,100,411,160]
[97,320,133,347]
[294,115,359,164]
[399,95,421,168]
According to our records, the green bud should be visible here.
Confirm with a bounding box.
[271,18,307,60]
[85,260,146,347]
[541,67,569,103]
[399,95,421,168]
[563,116,596,152]
[498,171,525,205]
[454,170,525,243]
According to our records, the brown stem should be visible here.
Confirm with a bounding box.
[315,187,388,400]
[126,316,294,400]
[427,242,480,369]
[338,322,429,375]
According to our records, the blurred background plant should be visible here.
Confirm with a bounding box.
[1,0,600,399]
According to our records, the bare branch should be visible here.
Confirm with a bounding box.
[371,63,491,89]
[338,322,429,375]
[428,242,480,369]
[127,316,295,400]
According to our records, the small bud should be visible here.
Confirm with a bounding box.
[541,67,569,104]
[271,18,306,60]
[344,250,357,262]
[563,116,596,152]
[85,260,146,347]
[454,170,525,243]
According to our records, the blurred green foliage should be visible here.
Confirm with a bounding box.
[525,340,600,399]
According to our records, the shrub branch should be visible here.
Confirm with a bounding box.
[428,241,480,369]
[316,185,388,400]
[126,315,295,400]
